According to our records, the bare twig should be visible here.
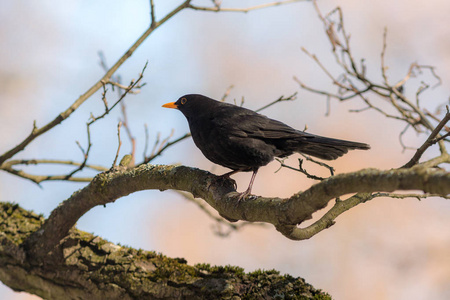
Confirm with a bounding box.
[380,27,389,85]
[188,0,307,13]
[434,132,450,143]
[148,131,161,160]
[1,124,98,184]
[67,123,93,178]
[398,124,415,153]
[112,122,123,168]
[220,85,234,102]
[4,159,107,172]
[143,124,150,161]
[175,191,266,237]
[371,192,450,201]
[120,101,136,166]
[301,47,342,87]
[143,132,190,164]
[1,165,94,184]
[255,92,298,112]
[150,0,156,27]
[275,158,316,179]
[89,62,148,126]
[275,156,334,181]
[276,185,450,241]
[300,155,335,176]
[402,107,450,168]
[100,82,109,110]
[296,2,449,165]
[105,80,145,93]
[99,51,137,165]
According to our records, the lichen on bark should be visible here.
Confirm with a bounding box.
[0,202,330,299]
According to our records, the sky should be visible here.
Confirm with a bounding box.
[1,0,450,299]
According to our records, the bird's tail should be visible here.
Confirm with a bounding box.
[292,135,370,160]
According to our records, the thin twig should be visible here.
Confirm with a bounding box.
[175,191,266,237]
[255,92,298,112]
[1,166,94,184]
[112,122,123,167]
[67,123,93,178]
[188,0,307,13]
[275,156,334,181]
[380,28,389,86]
[143,124,150,161]
[143,132,191,164]
[402,107,450,168]
[150,0,156,27]
[149,132,161,160]
[100,81,109,110]
[371,192,450,201]
[88,62,148,126]
[220,85,234,102]
[4,159,107,172]
[276,189,450,240]
[120,101,136,166]
[105,80,144,93]
[300,154,335,176]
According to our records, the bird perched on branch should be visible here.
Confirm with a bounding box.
[163,94,370,200]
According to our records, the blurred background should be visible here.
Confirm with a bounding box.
[1,0,449,299]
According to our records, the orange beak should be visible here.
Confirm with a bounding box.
[162,102,178,109]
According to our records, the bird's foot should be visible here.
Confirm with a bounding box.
[235,189,255,204]
[236,192,248,203]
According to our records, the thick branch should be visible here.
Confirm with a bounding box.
[1,203,328,300]
[25,162,450,262]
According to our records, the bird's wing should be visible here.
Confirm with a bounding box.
[219,110,308,139]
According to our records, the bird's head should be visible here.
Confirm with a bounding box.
[162,94,215,117]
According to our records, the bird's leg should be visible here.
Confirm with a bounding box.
[237,168,258,202]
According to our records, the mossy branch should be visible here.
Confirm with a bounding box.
[0,203,329,300]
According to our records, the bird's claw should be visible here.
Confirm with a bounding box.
[235,190,256,206]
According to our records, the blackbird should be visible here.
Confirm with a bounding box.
[163,94,370,200]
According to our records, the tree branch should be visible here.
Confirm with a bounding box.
[2,203,328,300]
[25,161,450,262]
[402,107,450,168]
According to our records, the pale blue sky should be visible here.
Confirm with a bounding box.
[1,1,450,299]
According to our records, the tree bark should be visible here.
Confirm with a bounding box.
[24,162,450,261]
[0,202,330,299]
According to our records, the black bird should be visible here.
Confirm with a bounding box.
[163,94,370,200]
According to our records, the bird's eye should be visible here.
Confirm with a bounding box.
[180,97,187,105]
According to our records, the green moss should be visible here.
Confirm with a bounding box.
[249,269,280,277]
[0,201,332,299]
[313,292,333,300]
[194,263,245,277]
[195,263,211,271]
[0,202,44,244]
